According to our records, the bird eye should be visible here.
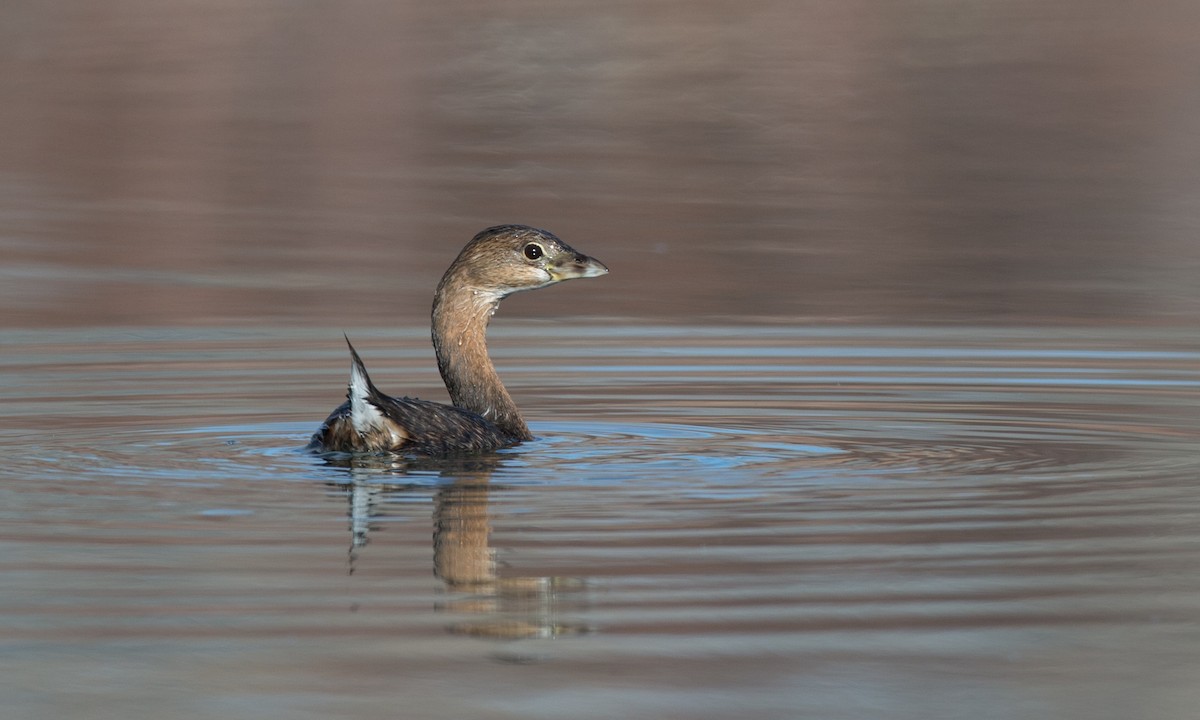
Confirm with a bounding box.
[523,243,544,260]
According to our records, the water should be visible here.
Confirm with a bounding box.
[3,325,1199,719]
[5,0,1200,717]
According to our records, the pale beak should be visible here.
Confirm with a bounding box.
[549,252,609,281]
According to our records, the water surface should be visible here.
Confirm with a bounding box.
[3,325,1198,719]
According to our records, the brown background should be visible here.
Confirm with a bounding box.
[3,0,1199,328]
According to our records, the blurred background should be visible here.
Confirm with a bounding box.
[2,0,1199,329]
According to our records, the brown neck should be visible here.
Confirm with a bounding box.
[431,271,531,441]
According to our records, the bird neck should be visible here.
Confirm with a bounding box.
[431,275,532,441]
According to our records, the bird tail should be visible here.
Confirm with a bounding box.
[345,335,387,435]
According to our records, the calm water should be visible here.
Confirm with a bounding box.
[4,0,1200,718]
[3,325,1199,719]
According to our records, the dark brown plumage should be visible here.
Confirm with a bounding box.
[308,225,608,456]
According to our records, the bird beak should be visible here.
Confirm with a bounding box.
[549,253,609,281]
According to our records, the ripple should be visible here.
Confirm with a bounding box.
[5,325,1196,490]
[10,379,1193,493]
[3,325,1200,720]
[6,422,319,485]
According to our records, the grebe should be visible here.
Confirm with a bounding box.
[309,225,608,455]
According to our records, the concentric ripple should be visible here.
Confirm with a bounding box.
[2,325,1199,720]
[4,325,1196,489]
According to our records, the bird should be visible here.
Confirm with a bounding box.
[308,225,608,455]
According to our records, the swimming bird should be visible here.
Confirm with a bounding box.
[309,225,608,455]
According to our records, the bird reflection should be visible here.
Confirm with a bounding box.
[323,454,589,641]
